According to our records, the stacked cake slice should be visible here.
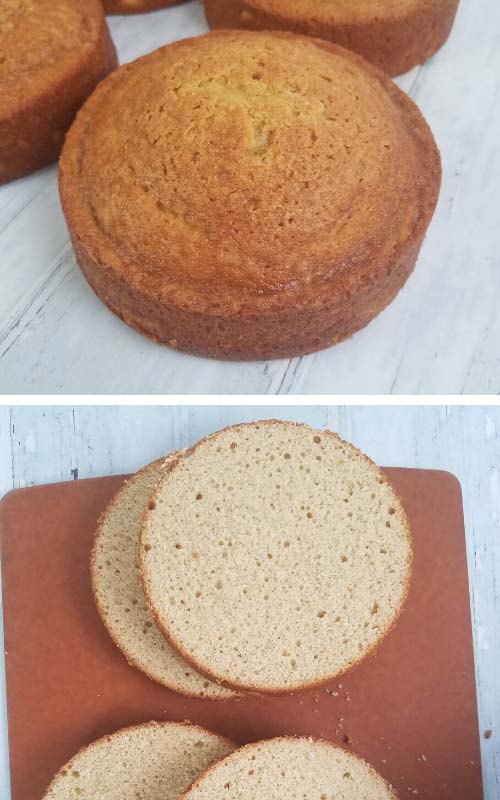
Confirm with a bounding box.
[92,419,412,696]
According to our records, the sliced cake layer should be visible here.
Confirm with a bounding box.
[141,420,413,693]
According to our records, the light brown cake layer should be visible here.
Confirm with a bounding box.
[92,456,235,699]
[59,30,440,360]
[141,421,413,694]
[43,721,235,799]
[205,0,460,76]
[182,737,398,800]
[0,0,117,184]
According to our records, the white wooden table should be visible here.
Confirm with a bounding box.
[1,1,499,394]
[0,404,498,797]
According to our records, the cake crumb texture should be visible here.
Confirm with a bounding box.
[141,420,413,693]
[92,456,235,699]
[43,721,235,799]
[182,737,398,800]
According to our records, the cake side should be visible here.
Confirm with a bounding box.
[103,0,186,13]
[69,226,423,360]
[205,0,460,76]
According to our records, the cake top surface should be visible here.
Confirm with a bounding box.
[0,0,103,113]
[92,456,235,698]
[141,420,412,692]
[61,30,439,312]
[43,721,234,799]
[182,737,397,800]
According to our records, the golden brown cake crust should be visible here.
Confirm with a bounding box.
[103,0,186,14]
[0,0,117,185]
[59,30,440,361]
[205,0,460,76]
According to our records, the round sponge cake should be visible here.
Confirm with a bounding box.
[92,456,235,699]
[141,420,413,694]
[42,721,235,799]
[103,0,186,13]
[59,30,440,361]
[0,0,117,184]
[205,0,460,77]
[182,737,397,800]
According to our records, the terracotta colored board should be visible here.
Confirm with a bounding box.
[0,469,482,800]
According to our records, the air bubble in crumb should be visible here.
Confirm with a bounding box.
[215,579,223,589]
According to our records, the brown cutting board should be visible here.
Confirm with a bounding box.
[0,469,483,800]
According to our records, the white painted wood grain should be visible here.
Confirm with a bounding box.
[0,409,10,800]
[0,405,499,797]
[0,0,499,394]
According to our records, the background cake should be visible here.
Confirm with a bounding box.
[0,0,117,184]
[204,0,460,76]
